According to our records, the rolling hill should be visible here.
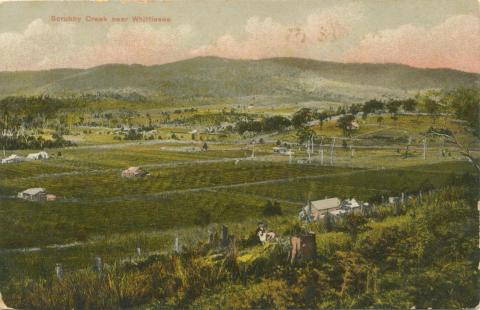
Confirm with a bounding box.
[0,57,477,103]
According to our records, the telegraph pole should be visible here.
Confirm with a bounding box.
[307,136,311,163]
[330,137,336,166]
[311,135,314,157]
[423,137,427,160]
[319,137,324,166]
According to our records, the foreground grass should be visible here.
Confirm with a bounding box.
[2,185,477,309]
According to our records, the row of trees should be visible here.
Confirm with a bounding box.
[237,115,292,134]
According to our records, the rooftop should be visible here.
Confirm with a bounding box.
[21,188,46,195]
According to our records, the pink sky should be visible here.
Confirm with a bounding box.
[0,3,478,73]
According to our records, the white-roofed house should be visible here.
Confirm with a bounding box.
[26,151,49,161]
[121,166,149,178]
[17,188,47,201]
[1,154,26,164]
[299,197,342,221]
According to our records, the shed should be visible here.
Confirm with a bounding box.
[273,146,289,154]
[17,188,47,201]
[121,166,149,178]
[26,151,49,161]
[1,154,26,164]
[342,198,361,210]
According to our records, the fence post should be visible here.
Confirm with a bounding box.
[55,263,63,279]
[95,256,102,273]
[222,225,229,247]
[174,233,181,253]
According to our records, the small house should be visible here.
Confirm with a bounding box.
[121,166,149,178]
[26,151,49,161]
[17,188,47,201]
[272,146,289,154]
[1,154,26,164]
[299,197,342,221]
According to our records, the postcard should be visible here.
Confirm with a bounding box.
[0,1,478,309]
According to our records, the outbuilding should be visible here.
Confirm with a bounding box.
[1,154,26,164]
[26,151,49,161]
[17,188,47,201]
[121,166,149,178]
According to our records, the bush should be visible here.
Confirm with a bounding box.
[262,200,282,217]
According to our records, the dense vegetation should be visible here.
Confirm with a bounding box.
[3,184,477,309]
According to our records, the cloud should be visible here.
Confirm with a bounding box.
[0,18,192,70]
[345,15,480,73]
[0,19,76,70]
[1,8,478,73]
[79,23,192,67]
[190,3,364,59]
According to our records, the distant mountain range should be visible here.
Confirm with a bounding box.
[0,57,478,103]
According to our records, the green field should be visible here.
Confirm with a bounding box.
[0,147,475,289]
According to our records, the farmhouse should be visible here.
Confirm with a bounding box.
[17,188,47,201]
[26,151,49,161]
[299,197,342,221]
[1,154,26,164]
[121,166,149,178]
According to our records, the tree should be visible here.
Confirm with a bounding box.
[263,115,291,132]
[428,88,480,172]
[362,99,384,119]
[402,99,417,112]
[376,116,384,127]
[336,114,356,136]
[193,208,211,226]
[416,90,441,123]
[296,126,315,144]
[386,101,400,116]
[292,108,314,128]
[349,104,362,116]
[263,200,282,217]
[442,88,480,135]
[425,99,440,123]
[316,112,328,129]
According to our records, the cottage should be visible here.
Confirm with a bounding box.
[1,154,26,164]
[272,146,290,154]
[121,166,149,178]
[17,188,47,201]
[299,197,342,221]
[26,151,49,161]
